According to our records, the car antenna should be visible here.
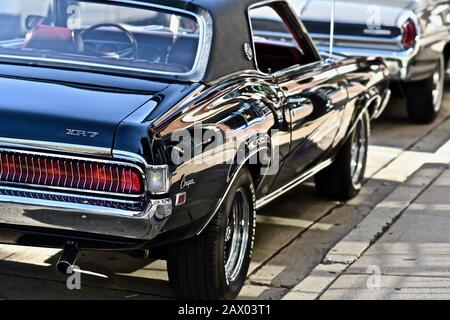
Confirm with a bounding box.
[327,0,336,63]
[300,0,312,16]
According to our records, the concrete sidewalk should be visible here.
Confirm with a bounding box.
[320,168,450,299]
[317,168,450,299]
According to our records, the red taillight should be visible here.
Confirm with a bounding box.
[119,167,143,194]
[402,19,418,49]
[0,151,144,196]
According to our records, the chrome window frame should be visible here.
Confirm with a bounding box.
[0,0,212,81]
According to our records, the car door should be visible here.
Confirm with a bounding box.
[248,1,347,193]
[275,61,348,185]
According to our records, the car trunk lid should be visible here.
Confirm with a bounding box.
[0,73,166,153]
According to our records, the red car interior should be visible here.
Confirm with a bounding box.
[24,25,75,52]
[254,40,306,73]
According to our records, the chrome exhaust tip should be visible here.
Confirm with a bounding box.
[56,241,79,275]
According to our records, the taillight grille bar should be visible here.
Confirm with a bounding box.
[0,150,145,197]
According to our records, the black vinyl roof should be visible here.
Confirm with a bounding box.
[134,0,274,82]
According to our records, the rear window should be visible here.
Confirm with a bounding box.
[0,0,202,76]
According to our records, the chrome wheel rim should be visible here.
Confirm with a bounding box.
[432,62,444,112]
[350,118,367,187]
[224,188,250,283]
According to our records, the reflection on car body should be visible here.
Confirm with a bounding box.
[0,0,389,300]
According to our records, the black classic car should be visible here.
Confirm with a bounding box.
[0,0,389,299]
[295,0,450,124]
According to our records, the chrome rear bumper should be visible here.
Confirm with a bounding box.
[0,185,172,240]
[315,43,415,81]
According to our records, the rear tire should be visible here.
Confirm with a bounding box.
[167,168,255,300]
[406,56,444,124]
[315,110,370,201]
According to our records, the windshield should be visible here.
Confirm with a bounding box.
[0,0,202,76]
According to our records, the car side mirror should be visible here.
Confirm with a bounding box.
[25,15,46,30]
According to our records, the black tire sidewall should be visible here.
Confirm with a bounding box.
[217,169,256,299]
[406,56,444,124]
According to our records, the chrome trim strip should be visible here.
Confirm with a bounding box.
[311,33,403,46]
[0,185,145,218]
[0,185,139,205]
[0,0,211,80]
[0,147,147,198]
[0,137,111,157]
[315,44,415,59]
[113,149,149,166]
[255,159,334,210]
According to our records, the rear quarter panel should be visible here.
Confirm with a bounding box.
[115,77,278,243]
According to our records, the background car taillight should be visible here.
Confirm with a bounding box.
[0,150,145,196]
[401,18,418,49]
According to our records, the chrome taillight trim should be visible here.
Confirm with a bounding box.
[0,137,111,157]
[113,150,173,196]
[0,147,147,198]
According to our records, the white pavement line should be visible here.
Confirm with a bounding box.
[282,165,447,300]
[256,215,335,230]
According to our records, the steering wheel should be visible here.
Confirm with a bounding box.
[79,23,138,59]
